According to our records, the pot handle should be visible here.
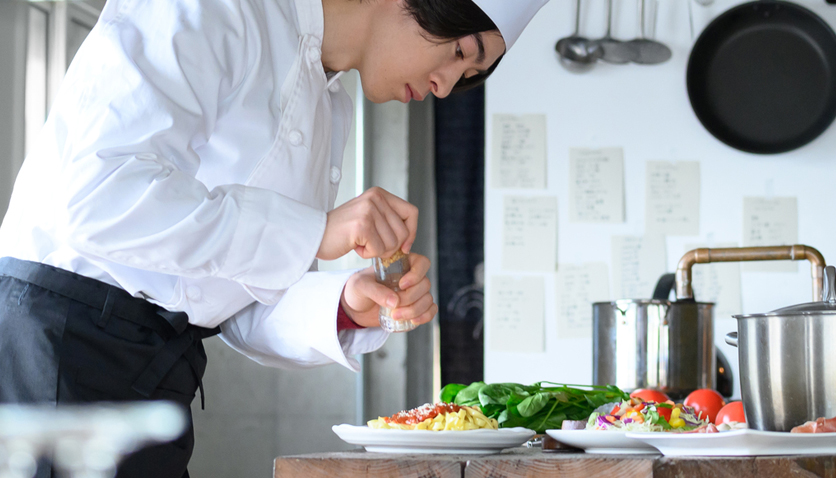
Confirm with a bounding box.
[652,273,676,300]
[824,265,835,303]
[725,331,738,347]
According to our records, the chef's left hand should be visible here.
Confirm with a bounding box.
[340,253,437,329]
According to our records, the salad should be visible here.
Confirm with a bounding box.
[587,397,708,432]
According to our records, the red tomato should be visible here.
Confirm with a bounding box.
[684,389,726,423]
[656,406,673,422]
[629,389,671,403]
[715,401,746,425]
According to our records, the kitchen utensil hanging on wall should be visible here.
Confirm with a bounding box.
[599,0,639,64]
[628,0,672,64]
[555,0,604,70]
[687,0,836,154]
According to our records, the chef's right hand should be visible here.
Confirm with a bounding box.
[317,187,419,261]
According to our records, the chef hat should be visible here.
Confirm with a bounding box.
[472,0,550,50]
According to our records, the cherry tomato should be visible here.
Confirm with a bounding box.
[684,389,726,423]
[629,389,670,404]
[715,401,746,424]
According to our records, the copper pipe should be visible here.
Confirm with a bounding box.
[676,245,826,301]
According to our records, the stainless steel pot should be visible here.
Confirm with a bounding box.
[726,265,836,432]
[593,294,715,399]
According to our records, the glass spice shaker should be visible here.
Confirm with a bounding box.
[372,251,416,333]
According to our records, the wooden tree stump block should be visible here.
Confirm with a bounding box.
[465,449,653,478]
[274,450,466,478]
[653,455,836,478]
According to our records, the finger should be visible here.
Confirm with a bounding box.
[371,205,402,256]
[355,275,400,309]
[399,254,431,290]
[393,294,434,321]
[410,303,438,327]
[376,189,419,253]
[373,195,411,256]
[396,277,431,307]
[356,207,392,259]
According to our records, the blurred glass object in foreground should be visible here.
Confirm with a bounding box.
[0,401,186,478]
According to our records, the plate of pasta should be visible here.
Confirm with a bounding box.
[332,403,536,454]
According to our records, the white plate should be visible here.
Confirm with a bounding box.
[331,424,535,454]
[545,429,660,454]
[626,429,836,456]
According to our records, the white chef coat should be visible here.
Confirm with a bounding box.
[0,0,388,371]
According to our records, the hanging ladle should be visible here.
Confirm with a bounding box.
[555,0,604,70]
[598,0,639,64]
[627,0,672,65]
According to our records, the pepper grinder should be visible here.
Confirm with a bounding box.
[372,251,416,333]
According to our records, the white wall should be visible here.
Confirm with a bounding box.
[484,0,836,396]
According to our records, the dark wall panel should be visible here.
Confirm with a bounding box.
[435,86,485,387]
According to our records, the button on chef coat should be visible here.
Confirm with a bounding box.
[0,0,388,371]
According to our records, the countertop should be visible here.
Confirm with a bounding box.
[274,447,836,478]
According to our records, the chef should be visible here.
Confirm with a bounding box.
[0,0,548,476]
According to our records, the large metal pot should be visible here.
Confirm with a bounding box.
[594,244,826,402]
[593,273,715,399]
[726,265,836,432]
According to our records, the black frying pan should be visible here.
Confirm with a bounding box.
[687,1,836,154]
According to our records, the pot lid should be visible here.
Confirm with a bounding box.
[737,265,836,317]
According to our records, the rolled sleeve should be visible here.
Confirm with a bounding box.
[219,268,389,371]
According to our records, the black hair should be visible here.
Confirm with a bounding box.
[401,0,503,92]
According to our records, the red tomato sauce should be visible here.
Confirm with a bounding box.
[383,403,462,425]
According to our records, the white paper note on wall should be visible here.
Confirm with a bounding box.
[743,197,799,272]
[645,161,700,236]
[490,114,547,189]
[489,276,545,352]
[569,148,625,223]
[502,195,557,272]
[684,243,742,320]
[555,263,610,339]
[612,235,667,299]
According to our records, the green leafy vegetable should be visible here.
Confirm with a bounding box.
[644,409,673,430]
[439,383,467,404]
[517,392,550,417]
[451,381,484,405]
[439,381,629,434]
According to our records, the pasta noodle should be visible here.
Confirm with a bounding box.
[367,403,499,431]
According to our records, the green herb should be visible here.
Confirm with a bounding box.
[438,381,630,434]
[644,409,673,430]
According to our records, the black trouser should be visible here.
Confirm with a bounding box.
[0,257,219,478]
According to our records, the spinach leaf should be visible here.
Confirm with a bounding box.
[439,383,467,404]
[536,411,567,432]
[497,408,529,428]
[480,403,505,419]
[517,392,550,418]
[478,383,524,407]
[453,381,485,405]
